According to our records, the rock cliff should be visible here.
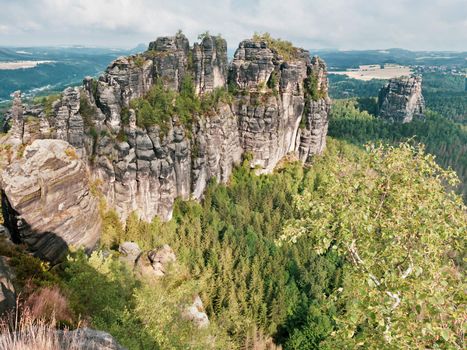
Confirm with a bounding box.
[1,33,330,259]
[378,76,425,123]
[0,140,101,262]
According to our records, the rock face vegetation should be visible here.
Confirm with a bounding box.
[0,32,465,350]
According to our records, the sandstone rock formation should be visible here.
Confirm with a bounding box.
[378,76,425,123]
[8,91,24,145]
[135,244,177,278]
[118,241,142,263]
[60,328,127,350]
[181,295,210,329]
[193,35,228,94]
[0,140,101,262]
[1,32,331,233]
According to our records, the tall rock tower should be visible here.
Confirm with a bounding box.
[378,76,425,123]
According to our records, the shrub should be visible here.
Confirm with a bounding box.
[24,286,73,325]
[252,32,299,61]
[79,95,96,127]
[64,148,78,160]
[42,94,61,120]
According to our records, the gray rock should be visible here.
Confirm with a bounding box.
[0,140,101,262]
[135,244,176,278]
[149,33,190,92]
[2,33,331,224]
[378,76,425,123]
[59,328,127,350]
[0,225,11,241]
[8,91,24,144]
[118,241,141,263]
[181,295,210,329]
[192,35,228,94]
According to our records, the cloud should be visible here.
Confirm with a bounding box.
[0,0,465,51]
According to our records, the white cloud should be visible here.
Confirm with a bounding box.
[0,0,465,50]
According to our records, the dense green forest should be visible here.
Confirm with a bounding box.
[3,137,465,349]
[328,73,467,123]
[328,100,467,201]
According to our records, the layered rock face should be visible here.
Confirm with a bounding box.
[378,76,425,123]
[0,140,101,262]
[192,35,228,94]
[1,34,331,255]
[7,91,24,145]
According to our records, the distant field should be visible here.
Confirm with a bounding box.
[0,60,55,70]
[331,66,413,81]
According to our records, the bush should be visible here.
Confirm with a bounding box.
[252,32,299,61]
[24,286,73,325]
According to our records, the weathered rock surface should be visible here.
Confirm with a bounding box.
[193,35,228,94]
[58,328,127,350]
[149,33,190,92]
[135,244,176,278]
[8,91,24,145]
[378,76,425,123]
[0,256,16,316]
[182,295,210,329]
[118,241,142,263]
[0,140,101,262]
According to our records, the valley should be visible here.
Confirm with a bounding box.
[0,26,465,350]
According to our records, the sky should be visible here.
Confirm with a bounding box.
[0,0,466,51]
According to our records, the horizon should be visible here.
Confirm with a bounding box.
[0,0,466,51]
[1,43,467,54]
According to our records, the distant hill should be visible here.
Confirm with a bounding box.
[310,48,467,70]
[0,46,143,103]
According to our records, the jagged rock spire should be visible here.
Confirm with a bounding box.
[378,76,425,123]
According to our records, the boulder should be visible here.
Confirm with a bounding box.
[181,295,210,329]
[135,244,176,278]
[0,140,101,263]
[118,241,141,263]
[60,328,127,350]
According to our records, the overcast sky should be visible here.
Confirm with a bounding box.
[0,0,466,51]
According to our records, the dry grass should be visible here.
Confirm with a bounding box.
[0,309,81,350]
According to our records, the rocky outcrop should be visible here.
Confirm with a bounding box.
[378,76,425,123]
[182,295,210,329]
[61,328,127,350]
[118,241,142,263]
[0,140,101,262]
[231,41,330,171]
[8,91,24,145]
[192,35,228,94]
[149,33,190,92]
[135,244,177,278]
[1,33,330,229]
